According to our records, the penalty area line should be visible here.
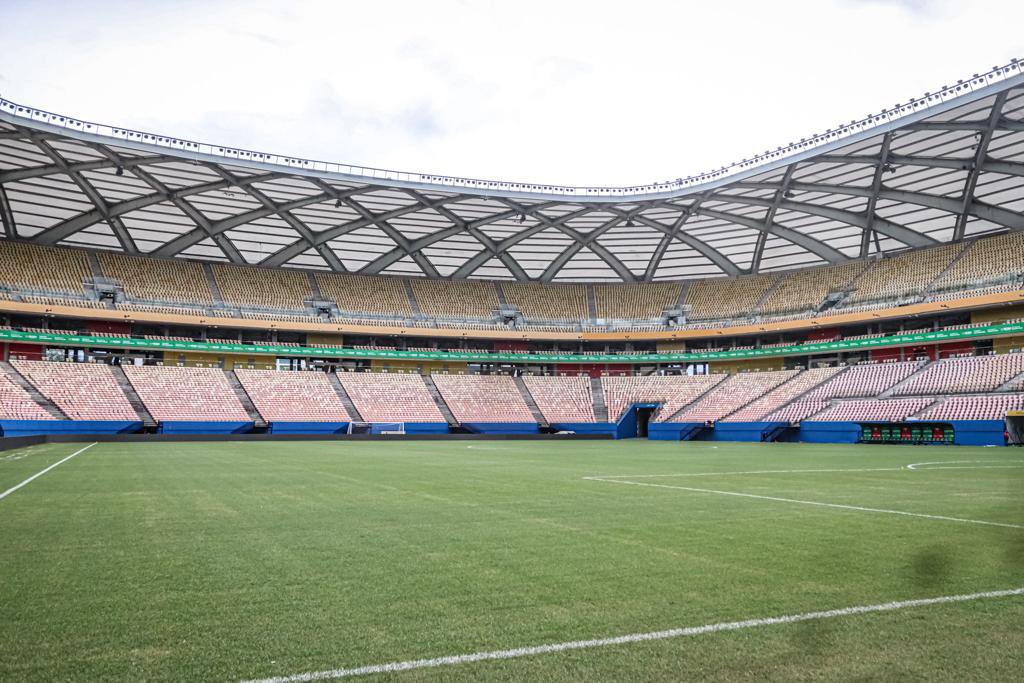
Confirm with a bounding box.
[238,587,1024,683]
[0,442,97,503]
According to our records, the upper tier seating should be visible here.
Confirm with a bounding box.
[212,264,312,309]
[846,243,962,304]
[0,241,91,295]
[803,361,923,400]
[724,367,844,421]
[522,376,595,423]
[918,394,1024,421]
[601,374,726,423]
[760,262,865,315]
[672,370,798,422]
[12,360,137,421]
[430,374,534,423]
[809,398,934,422]
[594,282,683,321]
[934,231,1024,291]
[99,252,213,304]
[315,273,414,316]
[893,354,1024,396]
[0,371,53,420]
[123,365,250,422]
[336,372,445,423]
[765,400,830,423]
[234,369,351,422]
[685,275,776,320]
[411,279,499,318]
[503,282,588,321]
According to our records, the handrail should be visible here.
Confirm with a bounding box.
[1,59,1019,198]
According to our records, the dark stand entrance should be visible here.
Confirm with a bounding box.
[636,407,656,438]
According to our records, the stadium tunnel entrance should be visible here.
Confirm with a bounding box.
[615,403,662,439]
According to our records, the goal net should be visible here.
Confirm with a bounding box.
[347,422,406,435]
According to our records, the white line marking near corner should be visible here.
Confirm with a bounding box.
[588,467,904,479]
[584,477,1024,530]
[238,587,1024,683]
[0,442,97,503]
[905,459,1023,470]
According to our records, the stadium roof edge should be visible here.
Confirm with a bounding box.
[0,60,1021,203]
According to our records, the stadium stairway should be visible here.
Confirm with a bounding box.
[422,375,459,426]
[512,376,548,428]
[0,361,68,419]
[751,274,784,314]
[224,370,267,427]
[877,360,932,398]
[585,285,598,320]
[590,376,609,422]
[202,262,225,304]
[110,365,156,426]
[722,366,851,421]
[326,372,363,421]
[996,369,1024,392]
[403,279,422,317]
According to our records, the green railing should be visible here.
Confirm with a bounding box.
[2,322,1021,364]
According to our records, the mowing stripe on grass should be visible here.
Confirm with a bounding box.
[584,477,1024,529]
[0,442,96,503]
[239,587,1024,683]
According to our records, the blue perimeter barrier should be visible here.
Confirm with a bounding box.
[463,422,539,435]
[269,422,349,435]
[949,420,1005,446]
[550,423,619,437]
[709,422,790,442]
[0,420,142,437]
[159,421,254,434]
[798,421,862,443]
[404,422,450,434]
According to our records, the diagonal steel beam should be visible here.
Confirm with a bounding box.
[696,207,846,264]
[954,92,1009,240]
[261,193,474,269]
[539,215,624,282]
[904,118,1024,132]
[752,164,798,273]
[402,189,530,281]
[641,197,710,280]
[861,132,893,257]
[710,192,937,248]
[34,139,139,254]
[815,154,1024,178]
[494,199,636,281]
[203,169,348,272]
[0,185,15,237]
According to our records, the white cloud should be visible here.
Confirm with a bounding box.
[0,0,1021,185]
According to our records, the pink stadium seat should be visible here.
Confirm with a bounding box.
[803,361,924,400]
[430,374,534,423]
[235,369,352,422]
[12,360,137,421]
[893,354,1024,396]
[672,370,798,422]
[809,398,934,422]
[337,373,445,423]
[522,376,595,423]
[0,373,54,420]
[600,375,725,423]
[724,367,844,422]
[123,365,250,422]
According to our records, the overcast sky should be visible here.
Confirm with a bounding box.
[0,0,1021,187]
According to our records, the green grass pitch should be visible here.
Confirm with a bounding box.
[1,439,1023,681]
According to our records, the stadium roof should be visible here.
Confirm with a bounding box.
[1,61,1022,283]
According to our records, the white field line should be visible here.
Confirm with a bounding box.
[584,477,1024,530]
[592,467,904,479]
[0,442,96,503]
[905,459,1024,470]
[239,587,1024,683]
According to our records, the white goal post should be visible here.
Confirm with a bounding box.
[346,422,406,435]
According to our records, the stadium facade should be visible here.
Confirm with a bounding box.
[0,61,1023,445]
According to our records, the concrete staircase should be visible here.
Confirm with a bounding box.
[590,376,609,422]
[751,274,784,314]
[512,376,547,427]
[585,284,598,321]
[422,375,458,425]
[661,373,730,422]
[202,263,225,304]
[110,365,156,426]
[0,361,68,419]
[326,372,364,422]
[224,370,266,426]
[494,281,508,305]
[996,368,1024,392]
[403,279,422,317]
